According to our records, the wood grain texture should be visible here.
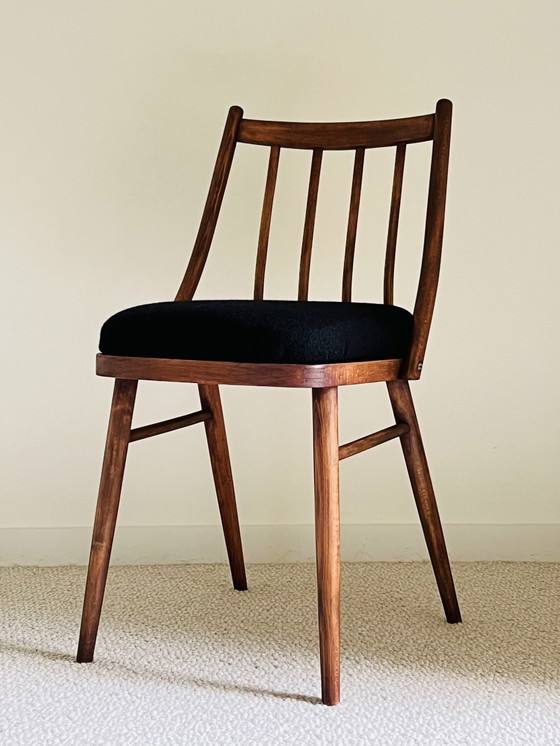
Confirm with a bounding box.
[198,384,247,590]
[298,149,323,301]
[384,143,406,305]
[404,99,452,378]
[129,409,211,442]
[254,146,280,299]
[175,106,243,301]
[312,387,341,706]
[173,100,451,383]
[342,148,365,302]
[387,379,461,623]
[77,378,138,663]
[97,354,403,388]
[238,114,434,150]
[338,423,409,460]
[86,101,457,706]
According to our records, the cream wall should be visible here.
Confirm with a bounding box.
[1,1,559,564]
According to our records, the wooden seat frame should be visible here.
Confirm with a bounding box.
[77,100,461,706]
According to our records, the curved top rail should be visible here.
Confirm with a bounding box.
[238,113,435,150]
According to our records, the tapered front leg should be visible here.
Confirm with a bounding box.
[199,384,247,591]
[312,386,341,705]
[387,379,461,623]
[77,378,138,662]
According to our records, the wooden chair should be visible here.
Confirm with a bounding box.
[77,99,461,705]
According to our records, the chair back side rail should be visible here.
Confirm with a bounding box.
[404,98,452,378]
[176,105,244,302]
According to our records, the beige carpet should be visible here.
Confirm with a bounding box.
[1,562,559,745]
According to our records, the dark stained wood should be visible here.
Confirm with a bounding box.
[83,101,458,706]
[77,378,138,662]
[129,409,211,442]
[312,387,341,706]
[198,384,247,590]
[387,379,461,623]
[238,114,434,150]
[384,143,406,305]
[175,106,244,301]
[338,423,409,460]
[342,148,365,302]
[97,354,403,388]
[298,149,323,300]
[254,146,280,299]
[404,99,452,378]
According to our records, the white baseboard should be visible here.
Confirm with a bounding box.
[0,523,559,565]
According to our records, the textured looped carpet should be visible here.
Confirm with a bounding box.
[1,562,559,745]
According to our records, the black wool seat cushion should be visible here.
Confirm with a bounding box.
[99,300,414,365]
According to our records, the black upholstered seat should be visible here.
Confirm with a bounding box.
[99,300,414,365]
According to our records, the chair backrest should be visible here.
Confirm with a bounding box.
[175,100,452,379]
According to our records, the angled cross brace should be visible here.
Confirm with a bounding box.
[129,409,212,442]
[338,423,409,460]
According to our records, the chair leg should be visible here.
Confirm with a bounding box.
[387,379,461,623]
[198,384,247,591]
[77,378,138,662]
[312,386,341,706]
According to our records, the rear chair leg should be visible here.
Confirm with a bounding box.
[312,386,341,705]
[387,379,461,623]
[199,384,247,591]
[77,378,138,662]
